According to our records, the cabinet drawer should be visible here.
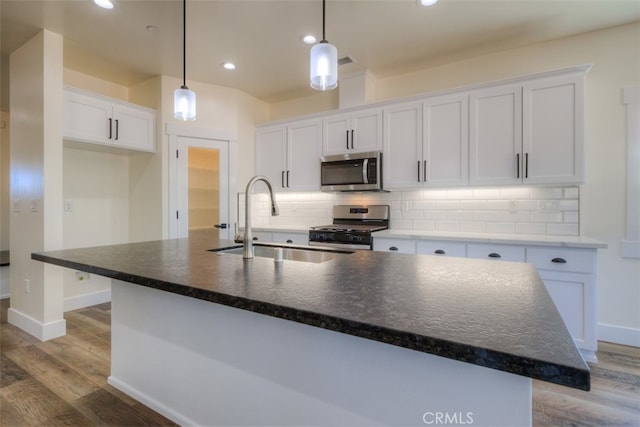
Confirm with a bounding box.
[272,232,308,245]
[466,243,525,262]
[373,238,416,254]
[251,231,273,242]
[527,247,595,274]
[416,241,466,258]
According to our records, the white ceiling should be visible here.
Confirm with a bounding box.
[1,0,639,104]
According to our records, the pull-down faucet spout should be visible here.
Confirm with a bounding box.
[244,175,279,259]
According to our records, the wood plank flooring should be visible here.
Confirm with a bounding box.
[1,298,639,426]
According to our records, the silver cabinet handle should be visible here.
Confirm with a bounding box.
[525,152,529,179]
[286,170,290,188]
[417,160,421,182]
[423,160,427,182]
[281,171,285,188]
[389,246,399,251]
[516,153,520,178]
[350,129,354,149]
[488,253,502,258]
[551,257,567,264]
[346,130,349,149]
[434,249,445,255]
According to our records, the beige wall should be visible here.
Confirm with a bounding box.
[268,22,640,341]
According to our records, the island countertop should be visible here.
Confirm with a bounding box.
[33,229,589,390]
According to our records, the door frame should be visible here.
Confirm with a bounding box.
[167,123,237,240]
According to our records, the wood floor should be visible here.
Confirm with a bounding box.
[1,299,639,427]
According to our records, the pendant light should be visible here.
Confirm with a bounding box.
[174,0,196,121]
[310,0,338,91]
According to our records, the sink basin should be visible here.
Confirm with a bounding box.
[210,244,352,264]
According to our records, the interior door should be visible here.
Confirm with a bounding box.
[174,136,229,239]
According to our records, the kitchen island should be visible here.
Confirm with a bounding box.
[33,229,589,426]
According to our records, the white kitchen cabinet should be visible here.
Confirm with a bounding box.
[372,238,416,254]
[63,87,155,152]
[466,243,526,262]
[255,119,321,192]
[522,73,584,184]
[416,240,466,258]
[251,231,273,242]
[469,84,523,186]
[384,94,468,189]
[470,71,585,186]
[526,246,597,361]
[322,108,382,155]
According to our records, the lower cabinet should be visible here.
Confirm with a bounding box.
[272,232,309,245]
[373,235,598,361]
[416,241,466,258]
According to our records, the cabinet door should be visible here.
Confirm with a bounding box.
[470,84,522,186]
[424,94,468,187]
[466,243,525,262]
[383,102,423,189]
[112,104,155,152]
[351,108,383,153]
[538,270,596,353]
[322,114,351,155]
[416,241,466,258]
[523,74,584,184]
[372,238,416,253]
[256,126,288,189]
[287,120,322,191]
[63,90,112,144]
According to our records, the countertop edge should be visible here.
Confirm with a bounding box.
[32,250,590,391]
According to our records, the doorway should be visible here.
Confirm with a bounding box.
[168,124,237,240]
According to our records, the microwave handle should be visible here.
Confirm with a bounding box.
[362,158,369,184]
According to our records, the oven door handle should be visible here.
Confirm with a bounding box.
[362,158,369,184]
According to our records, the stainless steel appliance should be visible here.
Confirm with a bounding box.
[309,205,390,250]
[320,151,384,192]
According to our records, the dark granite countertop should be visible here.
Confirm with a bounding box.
[32,229,589,390]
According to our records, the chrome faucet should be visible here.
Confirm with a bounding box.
[243,175,279,259]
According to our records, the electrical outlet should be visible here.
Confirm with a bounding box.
[509,200,518,213]
[13,200,21,213]
[24,279,30,294]
[30,199,39,212]
[540,200,559,212]
[64,199,74,212]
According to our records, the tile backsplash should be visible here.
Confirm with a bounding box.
[239,186,580,236]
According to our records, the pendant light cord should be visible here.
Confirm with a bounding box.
[322,0,326,42]
[182,0,187,88]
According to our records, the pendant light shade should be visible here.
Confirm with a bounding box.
[174,86,196,121]
[310,0,338,91]
[310,41,338,90]
[174,0,196,121]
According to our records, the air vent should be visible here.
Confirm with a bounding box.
[338,55,355,66]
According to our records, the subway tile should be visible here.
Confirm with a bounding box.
[402,210,424,220]
[530,187,563,199]
[391,219,412,229]
[459,222,486,233]
[446,189,474,199]
[558,200,579,211]
[486,222,516,234]
[529,211,563,223]
[472,188,501,199]
[515,223,547,235]
[413,220,436,230]
[447,211,474,221]
[436,221,460,232]
[485,200,512,211]
[563,186,580,199]
[424,211,448,220]
[500,187,531,199]
[563,211,579,223]
[459,200,487,210]
[423,189,449,200]
[435,200,460,210]
[412,200,437,210]
[401,190,425,200]
[547,223,579,236]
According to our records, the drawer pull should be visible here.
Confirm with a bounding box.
[286,239,293,243]
[389,246,399,251]
[488,253,502,258]
[551,257,567,264]
[434,249,446,255]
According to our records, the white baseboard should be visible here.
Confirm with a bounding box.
[64,289,111,312]
[7,307,66,341]
[108,376,196,427]
[598,323,640,348]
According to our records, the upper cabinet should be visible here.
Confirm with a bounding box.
[470,71,585,186]
[63,87,156,152]
[255,119,322,192]
[322,108,382,155]
[384,93,468,189]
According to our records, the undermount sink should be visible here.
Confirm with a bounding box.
[209,244,352,264]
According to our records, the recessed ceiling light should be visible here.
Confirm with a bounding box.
[301,35,317,45]
[222,62,236,70]
[417,0,438,6]
[93,0,115,9]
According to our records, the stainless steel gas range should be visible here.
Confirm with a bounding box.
[308,205,390,250]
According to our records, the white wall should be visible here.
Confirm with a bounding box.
[267,23,640,346]
[9,30,65,340]
[1,110,9,251]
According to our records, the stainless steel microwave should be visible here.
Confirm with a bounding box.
[320,151,384,192]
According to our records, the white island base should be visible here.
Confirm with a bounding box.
[108,280,532,426]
